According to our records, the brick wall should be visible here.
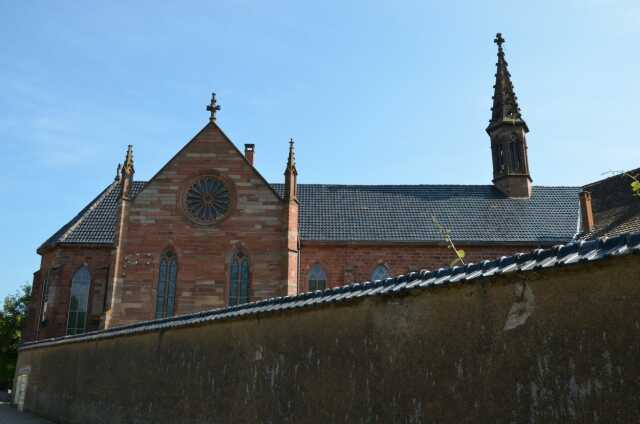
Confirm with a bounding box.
[107,123,290,327]
[299,243,539,290]
[23,246,112,342]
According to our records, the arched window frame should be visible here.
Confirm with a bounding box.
[229,249,250,306]
[307,264,327,291]
[67,265,91,335]
[155,250,178,319]
[40,269,51,325]
[371,264,391,282]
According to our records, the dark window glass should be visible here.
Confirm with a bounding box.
[371,264,390,282]
[155,251,178,319]
[229,252,250,306]
[40,271,50,325]
[308,265,327,291]
[67,265,91,335]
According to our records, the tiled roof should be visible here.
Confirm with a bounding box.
[22,231,640,350]
[580,168,640,240]
[42,182,580,250]
[273,184,580,244]
[38,181,146,252]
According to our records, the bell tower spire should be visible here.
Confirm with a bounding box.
[486,33,532,198]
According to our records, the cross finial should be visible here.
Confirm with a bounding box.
[206,92,221,121]
[494,33,505,49]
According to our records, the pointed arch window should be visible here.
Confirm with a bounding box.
[229,251,250,306]
[40,270,51,325]
[371,264,390,282]
[156,251,178,319]
[308,264,327,291]
[67,265,91,335]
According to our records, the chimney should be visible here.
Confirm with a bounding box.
[244,144,255,166]
[579,190,595,233]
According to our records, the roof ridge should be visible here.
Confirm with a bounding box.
[271,183,580,188]
[583,167,640,189]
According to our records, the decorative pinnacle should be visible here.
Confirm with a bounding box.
[494,33,505,49]
[206,92,221,121]
[287,138,296,168]
[121,145,134,178]
[115,163,122,181]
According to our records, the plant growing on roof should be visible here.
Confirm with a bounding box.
[431,216,466,267]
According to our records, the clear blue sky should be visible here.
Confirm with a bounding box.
[1,1,639,302]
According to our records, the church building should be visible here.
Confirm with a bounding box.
[23,34,580,342]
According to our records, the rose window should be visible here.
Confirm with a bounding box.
[183,176,231,224]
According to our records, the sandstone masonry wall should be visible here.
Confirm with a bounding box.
[300,243,539,290]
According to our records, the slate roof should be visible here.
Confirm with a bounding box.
[580,168,640,240]
[38,181,146,252]
[273,184,580,244]
[42,182,580,250]
[22,231,640,350]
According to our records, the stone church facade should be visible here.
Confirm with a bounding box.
[23,34,581,341]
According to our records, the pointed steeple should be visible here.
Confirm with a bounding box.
[487,33,528,133]
[486,33,532,198]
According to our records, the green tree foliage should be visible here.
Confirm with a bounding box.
[0,284,31,389]
[631,177,640,198]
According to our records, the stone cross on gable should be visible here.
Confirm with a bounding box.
[206,92,221,121]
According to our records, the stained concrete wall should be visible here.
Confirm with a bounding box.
[15,255,640,423]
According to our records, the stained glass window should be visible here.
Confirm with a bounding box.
[229,252,249,306]
[371,264,390,282]
[67,265,91,335]
[308,264,327,291]
[184,176,231,224]
[156,251,178,319]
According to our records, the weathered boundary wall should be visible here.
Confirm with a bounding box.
[15,255,640,423]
